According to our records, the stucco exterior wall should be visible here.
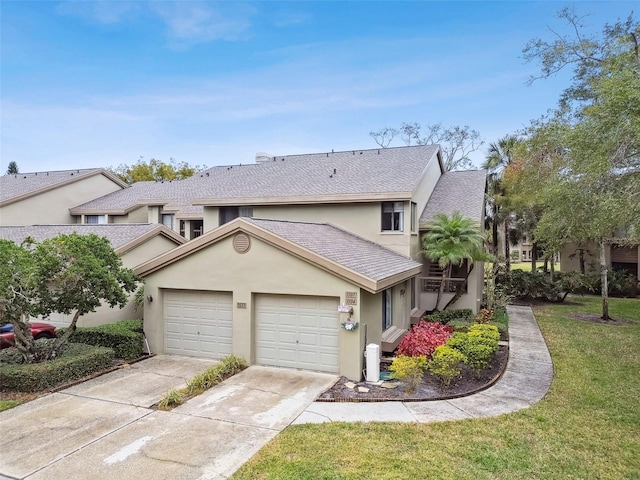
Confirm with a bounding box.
[0,174,122,225]
[561,242,639,278]
[110,206,148,224]
[560,242,605,273]
[251,203,412,256]
[142,235,368,380]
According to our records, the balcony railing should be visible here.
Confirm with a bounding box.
[420,277,467,293]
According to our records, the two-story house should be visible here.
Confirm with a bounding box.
[124,146,486,381]
[2,146,487,381]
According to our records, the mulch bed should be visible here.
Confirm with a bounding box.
[317,345,508,402]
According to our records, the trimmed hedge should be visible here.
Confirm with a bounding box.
[0,343,114,392]
[60,319,144,360]
[424,309,474,325]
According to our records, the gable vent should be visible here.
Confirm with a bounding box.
[233,233,251,254]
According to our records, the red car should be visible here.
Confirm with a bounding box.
[0,322,57,349]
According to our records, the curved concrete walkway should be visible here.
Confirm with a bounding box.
[294,305,553,424]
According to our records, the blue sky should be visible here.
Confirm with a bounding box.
[1,1,636,173]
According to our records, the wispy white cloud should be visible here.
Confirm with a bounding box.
[149,1,257,45]
[272,11,309,27]
[57,1,256,45]
[56,0,141,24]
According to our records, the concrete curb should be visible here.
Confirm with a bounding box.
[293,305,553,424]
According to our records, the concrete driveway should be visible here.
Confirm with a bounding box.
[0,357,337,480]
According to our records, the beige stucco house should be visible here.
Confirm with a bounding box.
[0,169,127,225]
[125,146,487,381]
[560,241,639,278]
[3,147,486,380]
[0,224,185,327]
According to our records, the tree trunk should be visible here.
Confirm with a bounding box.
[550,256,556,282]
[11,315,36,363]
[531,242,538,271]
[543,257,549,273]
[579,248,586,274]
[434,272,446,312]
[492,213,499,257]
[52,310,81,356]
[504,218,511,270]
[443,262,475,311]
[600,240,610,320]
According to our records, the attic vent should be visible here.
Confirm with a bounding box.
[255,152,271,163]
[233,233,251,254]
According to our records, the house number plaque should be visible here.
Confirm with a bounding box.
[237,302,247,309]
[345,291,357,305]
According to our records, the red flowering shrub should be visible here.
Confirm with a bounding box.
[396,321,453,357]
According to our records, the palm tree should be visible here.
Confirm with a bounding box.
[482,135,519,269]
[423,212,491,311]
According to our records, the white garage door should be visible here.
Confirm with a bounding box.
[164,290,233,359]
[256,294,339,373]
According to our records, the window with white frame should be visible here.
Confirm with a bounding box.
[381,201,404,232]
[161,214,174,229]
[85,215,106,224]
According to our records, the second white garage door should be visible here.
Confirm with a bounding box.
[255,294,339,373]
[164,290,233,359]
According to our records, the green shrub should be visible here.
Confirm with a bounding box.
[157,388,184,410]
[424,309,474,325]
[158,355,248,410]
[428,345,467,387]
[0,338,71,365]
[447,325,500,373]
[390,355,427,393]
[468,324,501,344]
[60,319,144,360]
[0,343,114,392]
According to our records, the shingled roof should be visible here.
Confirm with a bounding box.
[246,218,423,282]
[71,145,442,215]
[0,224,185,252]
[192,145,441,204]
[135,217,423,292]
[0,169,126,206]
[419,170,487,227]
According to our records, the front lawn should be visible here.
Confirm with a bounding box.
[233,296,640,480]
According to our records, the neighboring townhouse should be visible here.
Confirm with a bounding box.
[71,179,206,240]
[560,241,639,278]
[121,145,488,381]
[0,223,185,327]
[0,169,127,225]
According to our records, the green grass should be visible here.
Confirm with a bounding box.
[233,296,640,480]
[511,261,561,273]
[0,400,20,412]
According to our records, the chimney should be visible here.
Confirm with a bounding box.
[255,152,271,164]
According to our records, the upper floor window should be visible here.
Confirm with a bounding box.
[220,206,253,225]
[381,201,404,232]
[86,215,106,224]
[161,214,174,229]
